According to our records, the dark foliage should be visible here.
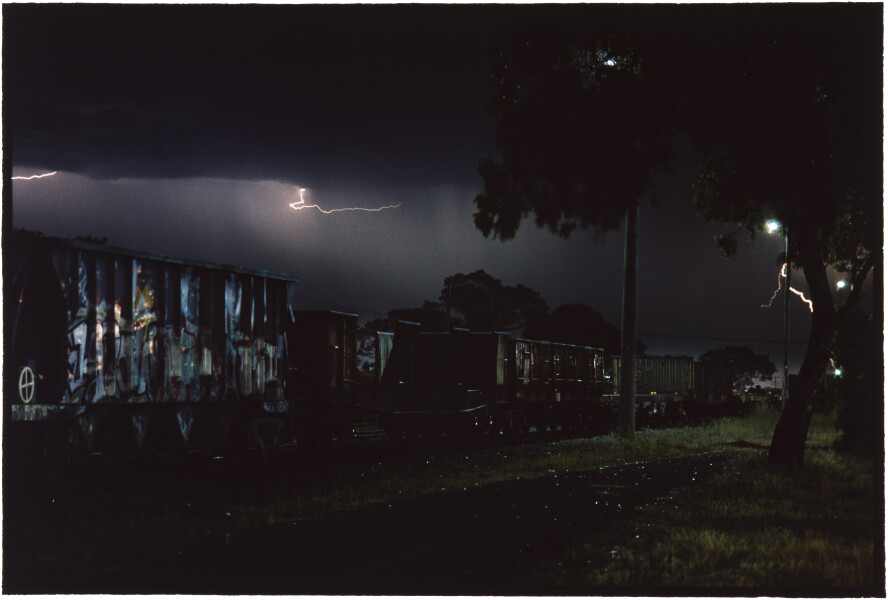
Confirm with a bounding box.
[440,270,548,332]
[475,4,882,463]
[686,5,881,465]
[826,309,883,457]
[523,304,645,357]
[699,346,777,389]
[474,6,679,241]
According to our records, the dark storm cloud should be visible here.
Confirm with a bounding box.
[7,3,873,374]
[5,4,496,186]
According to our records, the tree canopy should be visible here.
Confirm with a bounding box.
[474,4,882,462]
[685,5,881,465]
[699,346,777,390]
[441,270,548,332]
[473,7,677,241]
[523,304,645,356]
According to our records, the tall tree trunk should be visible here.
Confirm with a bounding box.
[768,258,835,466]
[619,202,639,436]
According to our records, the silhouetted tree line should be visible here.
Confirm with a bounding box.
[356,270,644,372]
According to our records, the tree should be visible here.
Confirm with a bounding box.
[699,346,776,390]
[389,302,452,332]
[826,308,881,456]
[474,8,677,435]
[688,5,881,465]
[523,304,645,357]
[440,270,548,332]
[475,5,881,459]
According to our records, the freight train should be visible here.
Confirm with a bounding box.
[6,233,735,477]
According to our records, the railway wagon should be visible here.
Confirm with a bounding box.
[372,323,607,438]
[6,232,313,474]
[610,355,693,423]
[287,309,360,445]
[372,323,504,437]
[505,337,608,434]
[692,358,735,416]
[610,355,736,420]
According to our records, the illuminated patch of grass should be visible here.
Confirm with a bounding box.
[711,403,838,448]
[574,448,876,591]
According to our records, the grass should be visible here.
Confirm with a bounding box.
[4,404,879,592]
[542,406,879,592]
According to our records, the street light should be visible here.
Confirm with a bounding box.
[766,219,790,410]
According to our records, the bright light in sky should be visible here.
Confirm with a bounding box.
[12,170,58,181]
[765,219,781,234]
[836,279,847,290]
[604,58,616,67]
[761,262,814,312]
[289,187,401,214]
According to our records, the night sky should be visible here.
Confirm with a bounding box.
[5,4,870,376]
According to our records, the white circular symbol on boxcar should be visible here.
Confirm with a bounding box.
[18,366,36,404]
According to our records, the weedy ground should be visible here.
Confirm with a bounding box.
[543,405,879,591]
[3,403,879,592]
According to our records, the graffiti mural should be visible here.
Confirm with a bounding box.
[133,260,159,401]
[62,251,96,404]
[9,235,298,457]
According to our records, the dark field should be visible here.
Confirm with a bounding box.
[3,406,880,594]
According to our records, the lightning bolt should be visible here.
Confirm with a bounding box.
[12,171,58,181]
[761,263,814,313]
[289,188,400,214]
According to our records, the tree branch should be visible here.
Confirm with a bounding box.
[836,253,876,320]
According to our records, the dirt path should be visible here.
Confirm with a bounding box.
[67,451,730,594]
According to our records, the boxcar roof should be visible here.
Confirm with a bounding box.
[43,235,300,283]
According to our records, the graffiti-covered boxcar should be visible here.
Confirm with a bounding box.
[6,232,307,471]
